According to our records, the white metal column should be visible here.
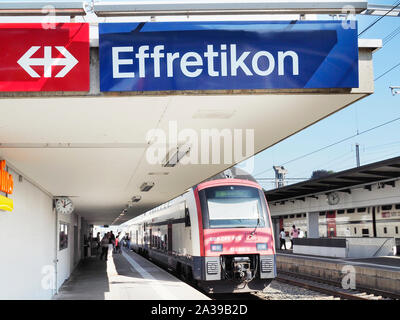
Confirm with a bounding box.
[307,212,319,238]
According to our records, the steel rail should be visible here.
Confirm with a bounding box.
[276,271,399,300]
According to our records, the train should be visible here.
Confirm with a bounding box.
[124,169,276,293]
[278,204,400,240]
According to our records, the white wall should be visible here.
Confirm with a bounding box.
[0,166,81,299]
[0,167,55,299]
[56,211,81,290]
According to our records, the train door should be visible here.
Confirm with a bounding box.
[362,228,370,237]
[168,224,172,253]
[326,211,337,238]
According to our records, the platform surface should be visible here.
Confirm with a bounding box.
[55,248,210,300]
[277,250,400,272]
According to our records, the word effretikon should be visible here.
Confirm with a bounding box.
[112,44,299,79]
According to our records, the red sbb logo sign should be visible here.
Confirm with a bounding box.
[0,23,89,92]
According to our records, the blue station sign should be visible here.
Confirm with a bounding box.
[99,21,359,92]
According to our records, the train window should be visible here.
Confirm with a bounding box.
[382,212,391,218]
[184,207,191,227]
[337,210,345,214]
[357,207,367,213]
[319,212,325,216]
[382,205,392,211]
[395,204,400,210]
[59,222,68,251]
[396,227,399,234]
[303,213,307,218]
[289,215,295,218]
[384,227,387,234]
[283,215,288,219]
[296,214,302,218]
[362,229,369,237]
[347,209,355,214]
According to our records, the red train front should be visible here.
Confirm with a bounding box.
[128,176,276,294]
[193,178,276,293]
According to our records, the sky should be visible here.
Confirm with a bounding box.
[248,0,400,190]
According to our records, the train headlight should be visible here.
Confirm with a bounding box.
[210,244,223,252]
[256,243,268,251]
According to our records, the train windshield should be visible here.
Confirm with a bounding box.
[200,185,269,229]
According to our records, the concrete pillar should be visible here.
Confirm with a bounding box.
[271,218,281,250]
[307,212,319,238]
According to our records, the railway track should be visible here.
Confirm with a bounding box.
[276,271,399,300]
[138,250,399,300]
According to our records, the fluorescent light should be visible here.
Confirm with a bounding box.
[148,172,169,176]
[140,182,154,192]
[131,195,142,203]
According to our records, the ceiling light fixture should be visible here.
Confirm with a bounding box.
[148,172,169,176]
[140,182,154,192]
[131,195,142,203]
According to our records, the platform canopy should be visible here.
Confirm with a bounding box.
[0,16,380,226]
[265,156,400,203]
[93,0,368,16]
[0,92,378,224]
[0,1,368,16]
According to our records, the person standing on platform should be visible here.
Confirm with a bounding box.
[290,225,299,249]
[96,232,101,255]
[110,231,116,252]
[279,228,287,250]
[107,232,114,257]
[115,234,122,254]
[100,234,109,261]
[127,234,131,250]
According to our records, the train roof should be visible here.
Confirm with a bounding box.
[198,167,258,185]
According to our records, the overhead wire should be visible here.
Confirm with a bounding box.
[255,5,400,178]
[358,0,400,37]
[254,115,400,177]
[358,1,400,80]
[375,61,400,81]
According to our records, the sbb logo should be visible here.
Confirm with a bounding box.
[17,46,78,78]
[0,23,89,92]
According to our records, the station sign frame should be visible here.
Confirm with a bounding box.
[99,21,359,92]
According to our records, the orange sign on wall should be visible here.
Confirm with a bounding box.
[0,160,13,194]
